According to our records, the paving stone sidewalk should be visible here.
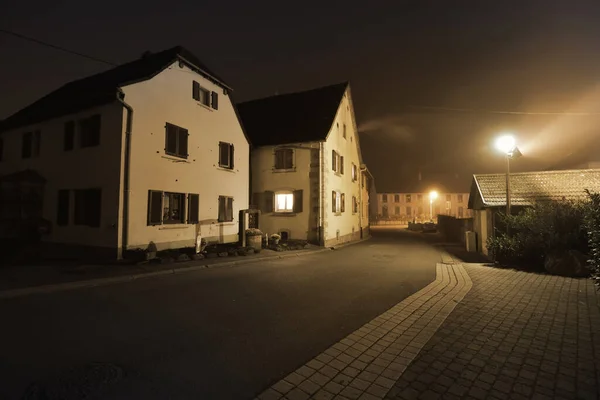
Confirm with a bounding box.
[387,264,600,400]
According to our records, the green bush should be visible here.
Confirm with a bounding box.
[583,190,600,288]
[487,200,589,270]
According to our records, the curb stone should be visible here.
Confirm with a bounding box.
[0,236,371,300]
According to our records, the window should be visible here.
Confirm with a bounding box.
[188,193,200,223]
[332,150,338,171]
[57,189,70,226]
[382,205,389,217]
[458,206,464,217]
[74,188,102,227]
[352,196,358,214]
[80,115,101,148]
[219,142,234,169]
[382,194,388,203]
[458,194,464,203]
[274,148,294,170]
[446,194,452,201]
[395,206,400,215]
[192,81,219,109]
[343,124,347,138]
[275,192,294,212]
[165,123,188,159]
[340,156,344,174]
[163,192,185,224]
[417,194,423,202]
[64,121,75,151]
[22,131,40,158]
[418,206,423,215]
[218,196,234,222]
[394,194,400,202]
[147,190,189,225]
[332,191,341,213]
[406,194,412,203]
[446,201,451,211]
[406,206,412,217]
[341,193,346,212]
[352,164,357,181]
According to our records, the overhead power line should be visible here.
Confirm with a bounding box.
[0,28,117,66]
[408,105,600,116]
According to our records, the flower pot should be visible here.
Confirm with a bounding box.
[271,238,280,245]
[246,234,262,252]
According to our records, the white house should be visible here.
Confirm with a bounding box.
[0,46,250,260]
[238,82,369,247]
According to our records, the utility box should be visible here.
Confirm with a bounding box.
[465,231,477,252]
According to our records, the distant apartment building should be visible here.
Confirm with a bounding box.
[376,192,473,221]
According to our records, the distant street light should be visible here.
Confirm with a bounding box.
[429,190,438,221]
[494,134,522,215]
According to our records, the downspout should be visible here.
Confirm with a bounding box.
[117,89,133,258]
[359,166,367,231]
[319,141,325,246]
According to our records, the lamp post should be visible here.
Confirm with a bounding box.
[429,190,438,221]
[494,134,522,215]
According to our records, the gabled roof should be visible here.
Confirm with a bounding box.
[237,82,348,146]
[1,46,229,133]
[468,168,600,209]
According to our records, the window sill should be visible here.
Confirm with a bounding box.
[272,212,297,216]
[217,165,235,172]
[334,212,342,216]
[159,225,189,230]
[196,102,214,111]
[273,168,296,173]
[162,154,190,163]
[216,221,235,225]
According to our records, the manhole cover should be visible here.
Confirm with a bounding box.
[22,362,124,400]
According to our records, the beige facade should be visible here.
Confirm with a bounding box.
[247,84,369,246]
[376,192,473,221]
[0,49,249,259]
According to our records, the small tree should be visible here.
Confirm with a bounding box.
[583,190,600,288]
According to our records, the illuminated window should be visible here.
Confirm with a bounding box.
[275,192,294,212]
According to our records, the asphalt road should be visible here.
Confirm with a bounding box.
[0,228,441,400]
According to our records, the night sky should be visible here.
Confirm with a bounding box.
[3,1,600,192]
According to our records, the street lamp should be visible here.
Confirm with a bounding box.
[494,134,522,215]
[429,190,438,221]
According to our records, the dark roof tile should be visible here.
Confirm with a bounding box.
[1,46,228,133]
[237,82,348,146]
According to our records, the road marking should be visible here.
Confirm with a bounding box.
[256,263,473,400]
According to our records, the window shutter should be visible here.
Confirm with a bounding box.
[188,193,199,223]
[340,156,344,174]
[332,150,336,171]
[57,189,70,226]
[226,197,234,221]
[285,149,293,168]
[211,91,219,110]
[192,81,200,100]
[264,191,274,213]
[64,121,75,151]
[274,150,283,169]
[293,190,303,213]
[218,196,225,221]
[179,128,189,157]
[148,190,163,225]
[230,144,234,169]
[341,193,346,212]
[332,191,336,212]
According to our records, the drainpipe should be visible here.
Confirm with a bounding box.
[319,141,325,246]
[359,165,367,231]
[116,89,133,259]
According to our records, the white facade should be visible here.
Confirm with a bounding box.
[250,87,367,246]
[0,58,249,258]
[376,192,473,221]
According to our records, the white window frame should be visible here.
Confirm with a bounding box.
[275,191,294,213]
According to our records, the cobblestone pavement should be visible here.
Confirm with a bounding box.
[256,262,472,400]
[387,264,600,400]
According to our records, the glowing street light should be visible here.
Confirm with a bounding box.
[494,134,522,215]
[429,190,438,221]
